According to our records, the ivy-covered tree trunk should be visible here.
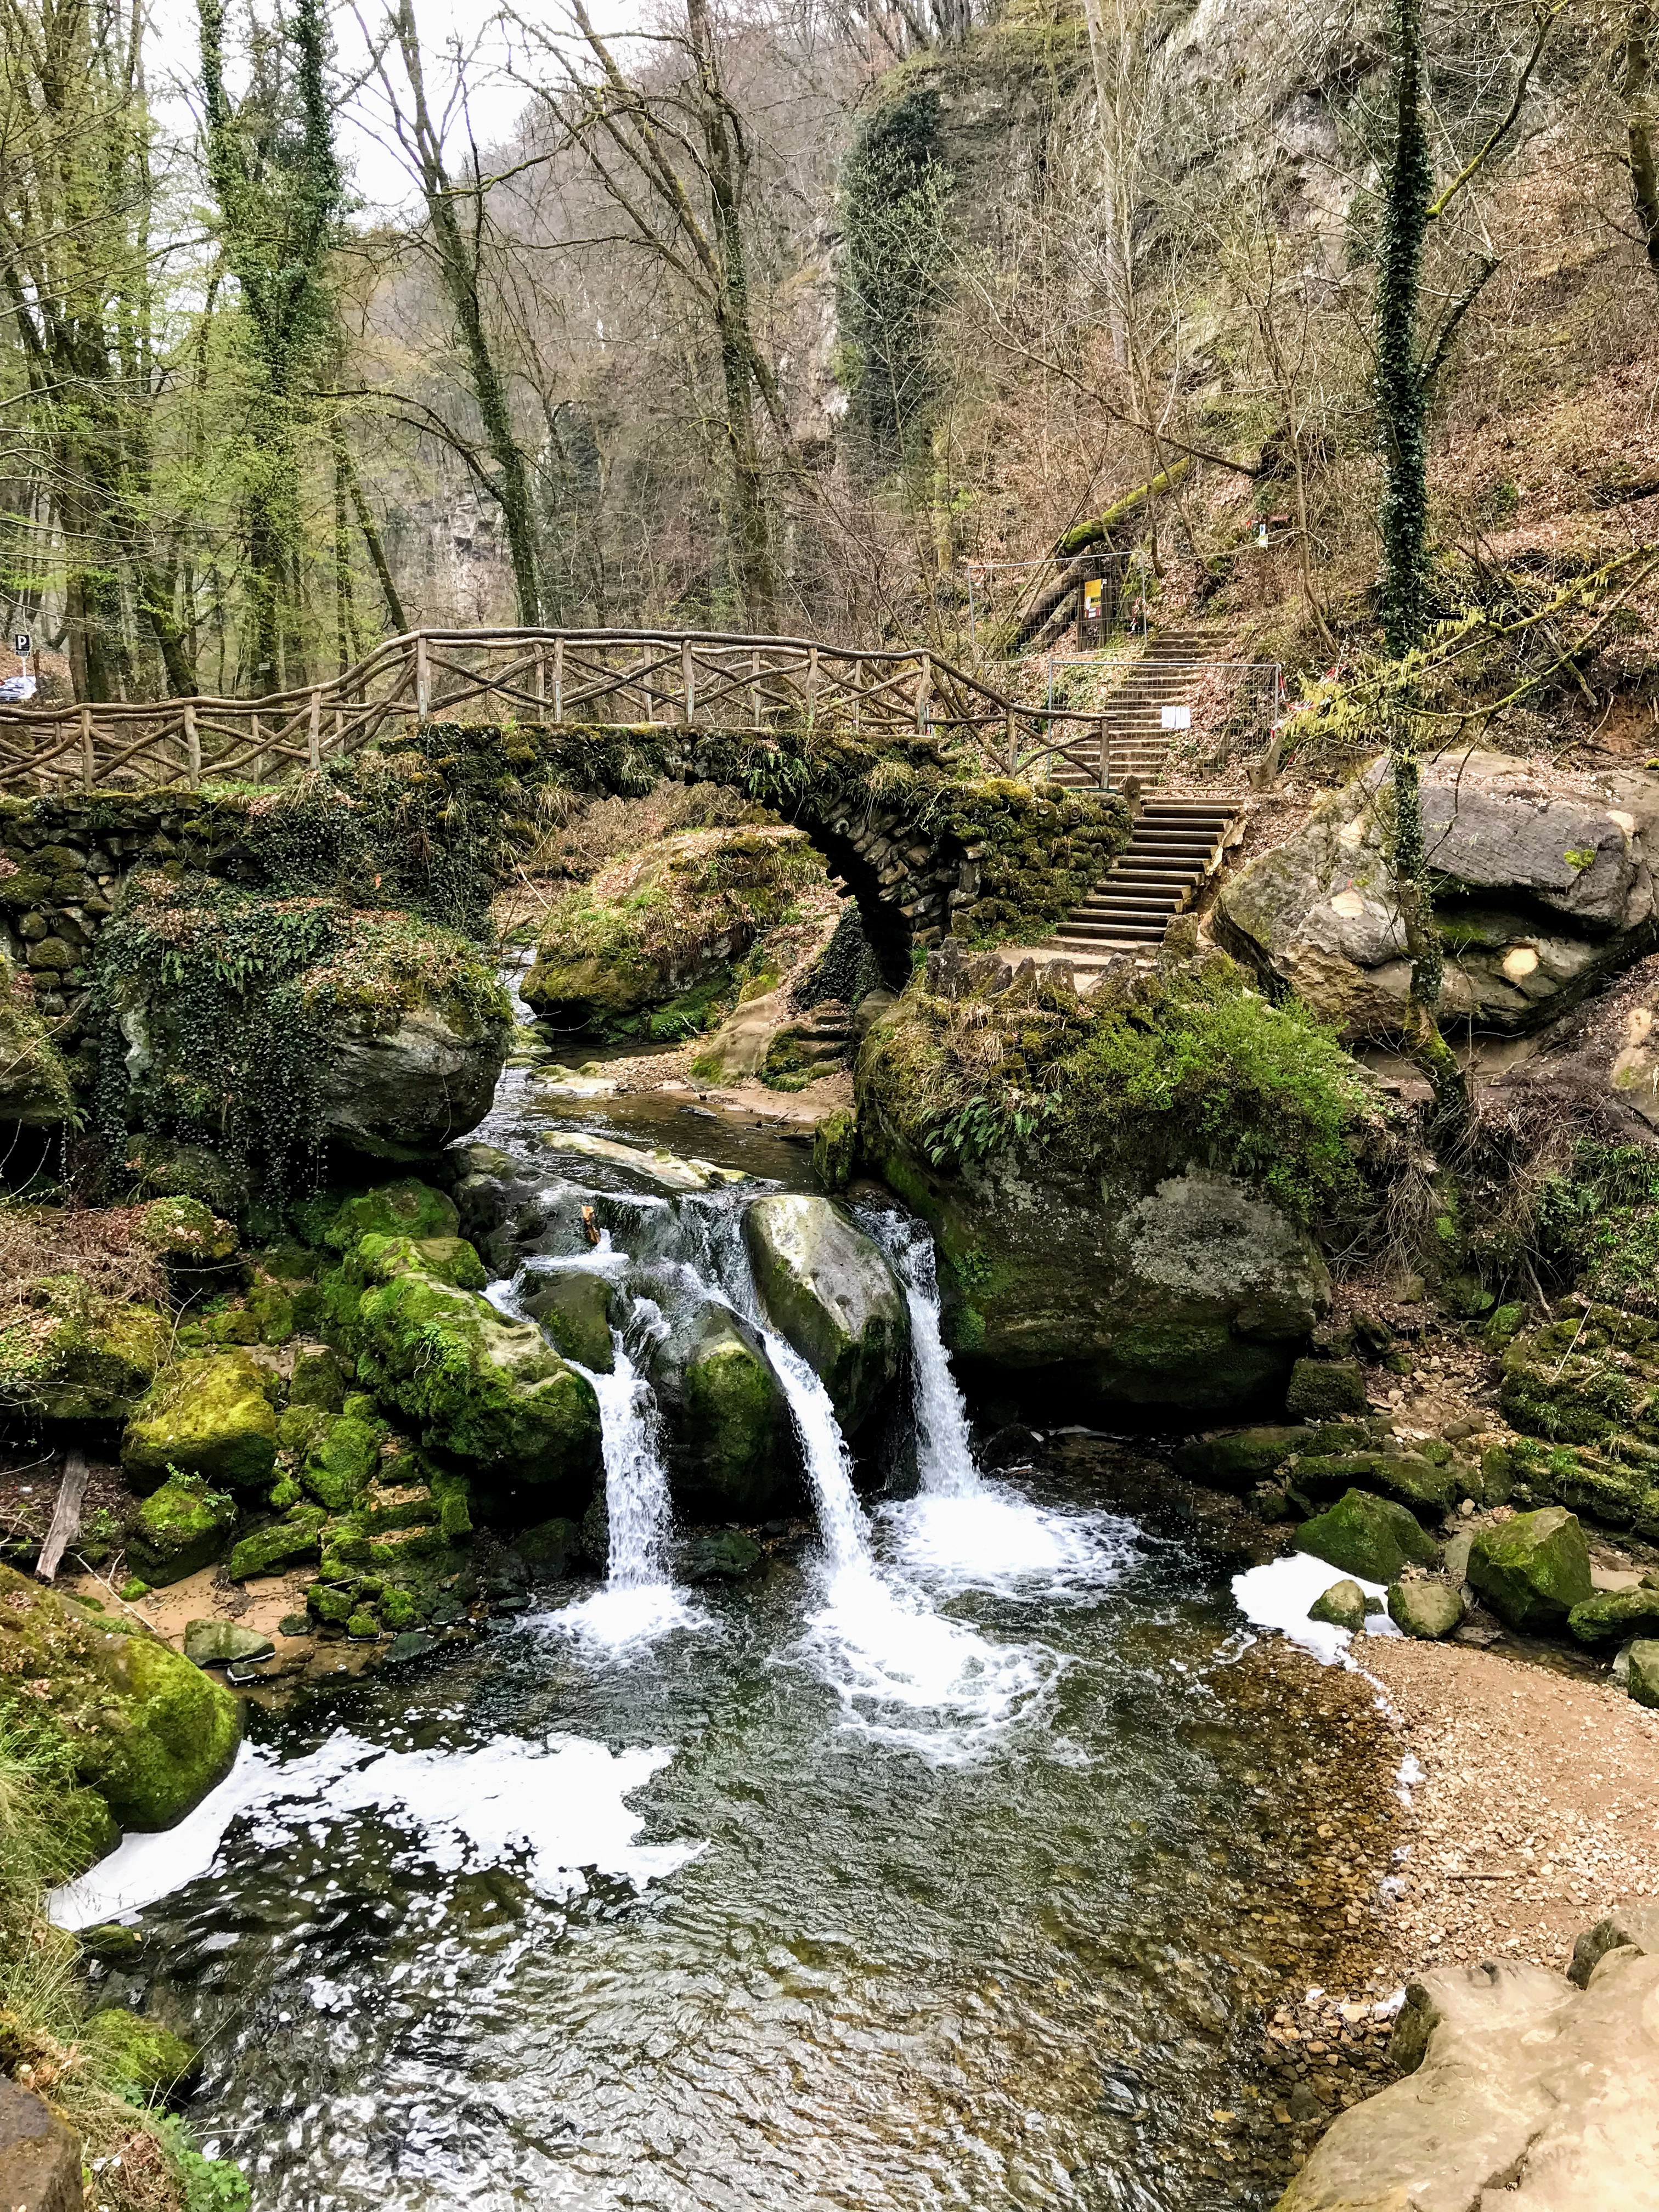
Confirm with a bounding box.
[1375,0,1469,1131]
[1624,9,1659,294]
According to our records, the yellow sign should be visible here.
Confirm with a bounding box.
[1082,580,1103,614]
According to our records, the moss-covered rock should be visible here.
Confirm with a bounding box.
[684,1529,764,1581]
[521,1270,615,1372]
[125,1472,237,1586]
[137,1195,237,1265]
[228,1505,328,1580]
[1293,1449,1460,1515]
[0,950,74,1124]
[1500,1324,1636,1445]
[0,1562,240,1829]
[1307,1578,1368,1630]
[1468,1506,1593,1630]
[289,1344,349,1412]
[812,1107,858,1194]
[522,827,821,1035]
[325,1180,459,1252]
[518,1516,580,1574]
[1567,1586,1659,1643]
[84,2008,202,2099]
[1295,1489,1438,1583]
[1285,1358,1369,1420]
[295,1398,386,1510]
[742,1194,907,1435]
[0,1277,170,1421]
[351,1233,487,1293]
[353,1264,601,1488]
[650,1302,796,1516]
[1387,1580,1464,1639]
[121,1350,279,1495]
[1627,1639,1659,1706]
[182,1619,274,1665]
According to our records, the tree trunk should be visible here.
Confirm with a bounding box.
[1624,11,1659,292]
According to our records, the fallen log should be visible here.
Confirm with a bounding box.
[36,1447,87,1583]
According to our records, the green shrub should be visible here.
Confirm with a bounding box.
[1535,1141,1659,1307]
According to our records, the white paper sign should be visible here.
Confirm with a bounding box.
[1160,704,1192,731]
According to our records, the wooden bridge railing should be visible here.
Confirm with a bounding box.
[0,627,1280,795]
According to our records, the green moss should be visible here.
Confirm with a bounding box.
[812,1107,857,1194]
[354,1267,601,1486]
[228,1506,328,1580]
[0,1274,170,1421]
[126,1473,238,1585]
[352,1233,487,1292]
[860,962,1366,1224]
[137,1195,237,1263]
[1534,1142,1659,1305]
[0,952,74,1124]
[1468,1506,1592,1629]
[122,1350,280,1494]
[297,1398,387,1510]
[1295,1488,1439,1582]
[326,1181,459,1251]
[84,2008,202,2100]
[289,1344,349,1412]
[0,1562,241,1830]
[522,1270,614,1371]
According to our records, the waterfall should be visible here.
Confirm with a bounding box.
[758,1327,871,1574]
[580,1331,673,1590]
[877,1217,980,1499]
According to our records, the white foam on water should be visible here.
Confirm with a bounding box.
[795,1556,1062,1765]
[50,1731,701,1929]
[760,1325,872,1572]
[1231,1550,1401,1667]
[885,1488,1139,1601]
[539,1579,708,1655]
[874,1215,980,1499]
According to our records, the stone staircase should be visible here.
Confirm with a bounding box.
[1047,624,1229,792]
[1048,798,1242,960]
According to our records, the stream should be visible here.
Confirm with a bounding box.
[54,1034,1390,2211]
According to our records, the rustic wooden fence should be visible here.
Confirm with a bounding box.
[0,627,1280,794]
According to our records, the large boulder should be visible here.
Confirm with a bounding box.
[1276,1941,1659,2211]
[1467,1506,1593,1630]
[0,1562,240,1830]
[0,2079,81,2212]
[522,1271,615,1373]
[742,1194,908,1435]
[1296,1488,1439,1583]
[1219,749,1659,1037]
[353,1260,601,1489]
[649,1302,797,1515]
[1386,1579,1464,1639]
[0,1278,170,1422]
[121,1349,279,1495]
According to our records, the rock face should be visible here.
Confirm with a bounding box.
[649,1302,797,1515]
[121,1349,279,1494]
[324,997,507,1159]
[1467,1506,1592,1630]
[0,2078,82,2212]
[1219,749,1659,1037]
[868,1144,1330,1413]
[0,1562,240,1830]
[742,1195,908,1435]
[522,1271,615,1372]
[1296,1488,1439,1583]
[1277,1940,1659,2211]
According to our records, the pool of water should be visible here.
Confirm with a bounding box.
[69,1046,1396,2211]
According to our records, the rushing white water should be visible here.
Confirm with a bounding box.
[875,1214,980,1499]
[545,1312,706,1654]
[758,1324,871,1571]
[50,1732,702,1929]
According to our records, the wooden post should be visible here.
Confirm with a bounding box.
[184,701,201,789]
[751,647,761,730]
[915,652,932,736]
[553,635,565,721]
[805,643,819,732]
[415,633,430,721]
[852,658,862,740]
[682,635,696,727]
[534,640,546,715]
[251,712,263,785]
[308,689,322,770]
[1098,715,1111,791]
[1006,706,1016,775]
[79,706,93,791]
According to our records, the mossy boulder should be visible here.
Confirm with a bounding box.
[289,1344,349,1413]
[183,1619,274,1665]
[518,1516,580,1575]
[684,1529,764,1581]
[1468,1506,1593,1630]
[1295,1488,1439,1584]
[137,1195,237,1265]
[1308,1579,1368,1630]
[121,1350,279,1495]
[325,1180,459,1252]
[1285,1358,1369,1420]
[0,1278,170,1421]
[351,1233,488,1293]
[1627,1640,1659,1706]
[812,1107,858,1194]
[1293,1449,1460,1515]
[83,2008,202,2099]
[353,1265,601,1488]
[1499,1327,1636,1445]
[228,1505,328,1580]
[1173,1423,1374,1489]
[650,1302,796,1516]
[125,1472,237,1586]
[522,1271,616,1372]
[742,1194,907,1435]
[1567,1586,1659,1643]
[1387,1580,1465,1639]
[0,1562,240,1829]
